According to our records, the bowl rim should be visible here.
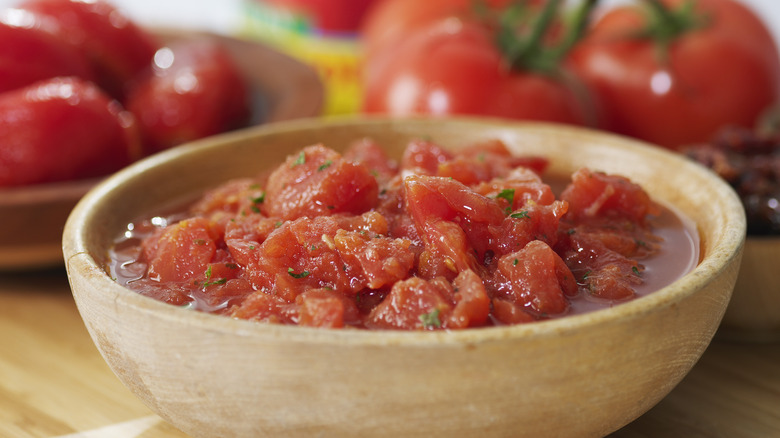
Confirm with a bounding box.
[63,116,747,347]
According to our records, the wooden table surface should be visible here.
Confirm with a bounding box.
[2,267,779,438]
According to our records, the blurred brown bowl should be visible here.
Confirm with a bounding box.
[719,236,780,342]
[0,30,323,271]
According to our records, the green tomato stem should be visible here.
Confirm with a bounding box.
[499,0,599,75]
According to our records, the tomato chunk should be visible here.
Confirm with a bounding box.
[495,240,577,317]
[144,217,219,284]
[265,145,379,220]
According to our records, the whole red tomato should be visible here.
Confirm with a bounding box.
[567,0,780,149]
[361,0,519,60]
[0,18,94,94]
[16,0,159,99]
[125,39,251,154]
[0,77,141,187]
[362,10,596,126]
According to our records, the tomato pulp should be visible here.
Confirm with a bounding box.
[109,138,699,330]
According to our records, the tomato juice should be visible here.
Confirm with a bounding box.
[107,138,699,330]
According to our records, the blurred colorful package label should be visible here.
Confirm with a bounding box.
[240,0,378,115]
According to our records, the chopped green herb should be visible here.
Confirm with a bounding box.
[251,193,266,204]
[202,278,227,288]
[250,205,261,214]
[419,308,442,329]
[226,263,238,270]
[510,211,530,219]
[632,266,641,276]
[274,221,283,228]
[496,188,515,213]
[204,265,213,279]
[317,160,333,171]
[567,229,576,235]
[288,267,311,279]
[496,188,515,205]
[193,239,206,246]
[582,270,592,281]
[293,151,306,167]
[513,258,519,266]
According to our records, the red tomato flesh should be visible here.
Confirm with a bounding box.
[109,138,697,329]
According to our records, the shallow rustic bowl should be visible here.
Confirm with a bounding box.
[63,117,745,438]
[719,236,780,342]
[0,29,322,271]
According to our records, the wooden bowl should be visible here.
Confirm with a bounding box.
[63,117,745,438]
[719,236,780,342]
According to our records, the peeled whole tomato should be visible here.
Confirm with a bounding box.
[0,18,95,94]
[0,77,142,187]
[15,0,159,99]
[125,38,251,154]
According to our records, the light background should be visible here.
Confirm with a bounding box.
[0,0,777,49]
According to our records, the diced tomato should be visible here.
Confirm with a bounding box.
[343,137,399,184]
[438,140,548,186]
[491,298,537,325]
[334,229,415,290]
[495,240,577,317]
[555,227,643,301]
[400,139,454,174]
[447,269,491,328]
[404,174,506,225]
[561,168,660,224]
[405,174,507,273]
[488,200,569,260]
[366,276,453,330]
[296,288,361,328]
[230,214,414,301]
[144,217,220,284]
[230,291,294,323]
[264,145,379,220]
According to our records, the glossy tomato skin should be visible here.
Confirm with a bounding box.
[16,0,159,98]
[362,19,591,125]
[0,77,141,187]
[124,39,251,154]
[0,18,95,94]
[361,0,516,60]
[568,0,780,149]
